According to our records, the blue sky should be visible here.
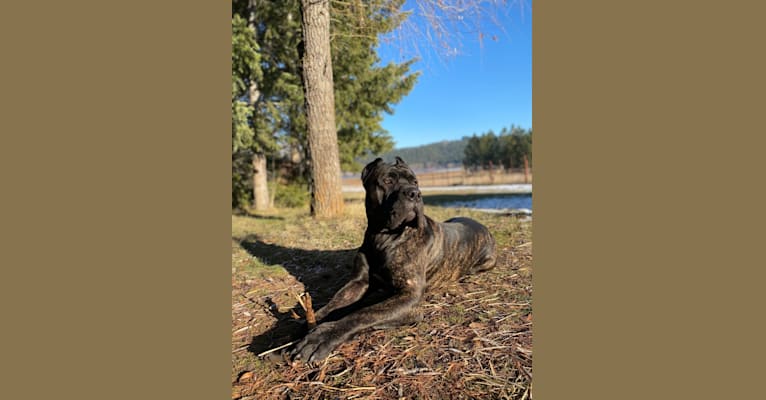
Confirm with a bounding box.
[376,3,532,149]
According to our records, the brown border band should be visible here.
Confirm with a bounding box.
[534,1,766,398]
[2,2,231,399]
[3,1,765,399]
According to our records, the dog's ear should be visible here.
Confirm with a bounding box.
[361,158,384,183]
[394,156,408,167]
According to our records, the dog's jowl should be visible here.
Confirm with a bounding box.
[291,157,496,362]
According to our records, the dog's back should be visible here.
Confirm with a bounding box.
[424,216,497,287]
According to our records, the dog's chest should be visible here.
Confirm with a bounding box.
[367,246,419,290]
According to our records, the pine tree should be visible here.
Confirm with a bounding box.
[232,0,303,210]
[232,0,418,212]
[232,12,270,210]
[464,126,532,171]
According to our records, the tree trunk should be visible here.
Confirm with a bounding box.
[300,0,344,218]
[248,1,270,211]
[252,152,270,210]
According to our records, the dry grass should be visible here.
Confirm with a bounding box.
[232,199,532,399]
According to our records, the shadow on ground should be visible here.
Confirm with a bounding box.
[232,210,286,220]
[237,235,358,358]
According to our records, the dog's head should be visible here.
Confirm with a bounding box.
[361,157,425,232]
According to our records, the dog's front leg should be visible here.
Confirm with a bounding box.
[291,278,424,362]
[314,252,370,322]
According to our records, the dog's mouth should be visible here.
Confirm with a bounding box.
[384,209,417,231]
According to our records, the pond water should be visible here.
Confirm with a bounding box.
[431,193,532,211]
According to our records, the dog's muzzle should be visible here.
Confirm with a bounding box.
[399,185,421,202]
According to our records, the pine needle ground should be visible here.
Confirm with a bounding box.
[232,200,532,400]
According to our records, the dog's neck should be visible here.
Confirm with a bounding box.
[365,220,414,236]
[364,213,433,237]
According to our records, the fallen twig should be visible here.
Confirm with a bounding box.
[303,292,316,329]
[256,341,295,357]
[296,292,317,329]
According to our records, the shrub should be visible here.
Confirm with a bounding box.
[272,181,309,209]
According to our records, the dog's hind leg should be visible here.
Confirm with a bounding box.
[470,251,497,274]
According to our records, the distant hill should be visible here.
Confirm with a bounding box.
[357,137,469,171]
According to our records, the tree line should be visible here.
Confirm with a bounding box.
[463,125,532,171]
[358,138,470,170]
[357,124,532,171]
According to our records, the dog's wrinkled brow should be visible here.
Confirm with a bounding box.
[401,172,417,184]
[391,166,416,182]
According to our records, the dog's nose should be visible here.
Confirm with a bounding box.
[405,187,421,200]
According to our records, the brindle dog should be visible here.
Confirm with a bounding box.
[291,157,496,362]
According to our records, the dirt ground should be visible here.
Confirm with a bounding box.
[231,200,532,399]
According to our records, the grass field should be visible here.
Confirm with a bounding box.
[232,199,532,399]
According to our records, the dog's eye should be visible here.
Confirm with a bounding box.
[413,179,418,185]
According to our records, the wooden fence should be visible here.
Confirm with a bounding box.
[342,167,532,188]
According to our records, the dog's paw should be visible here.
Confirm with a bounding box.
[290,322,344,363]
